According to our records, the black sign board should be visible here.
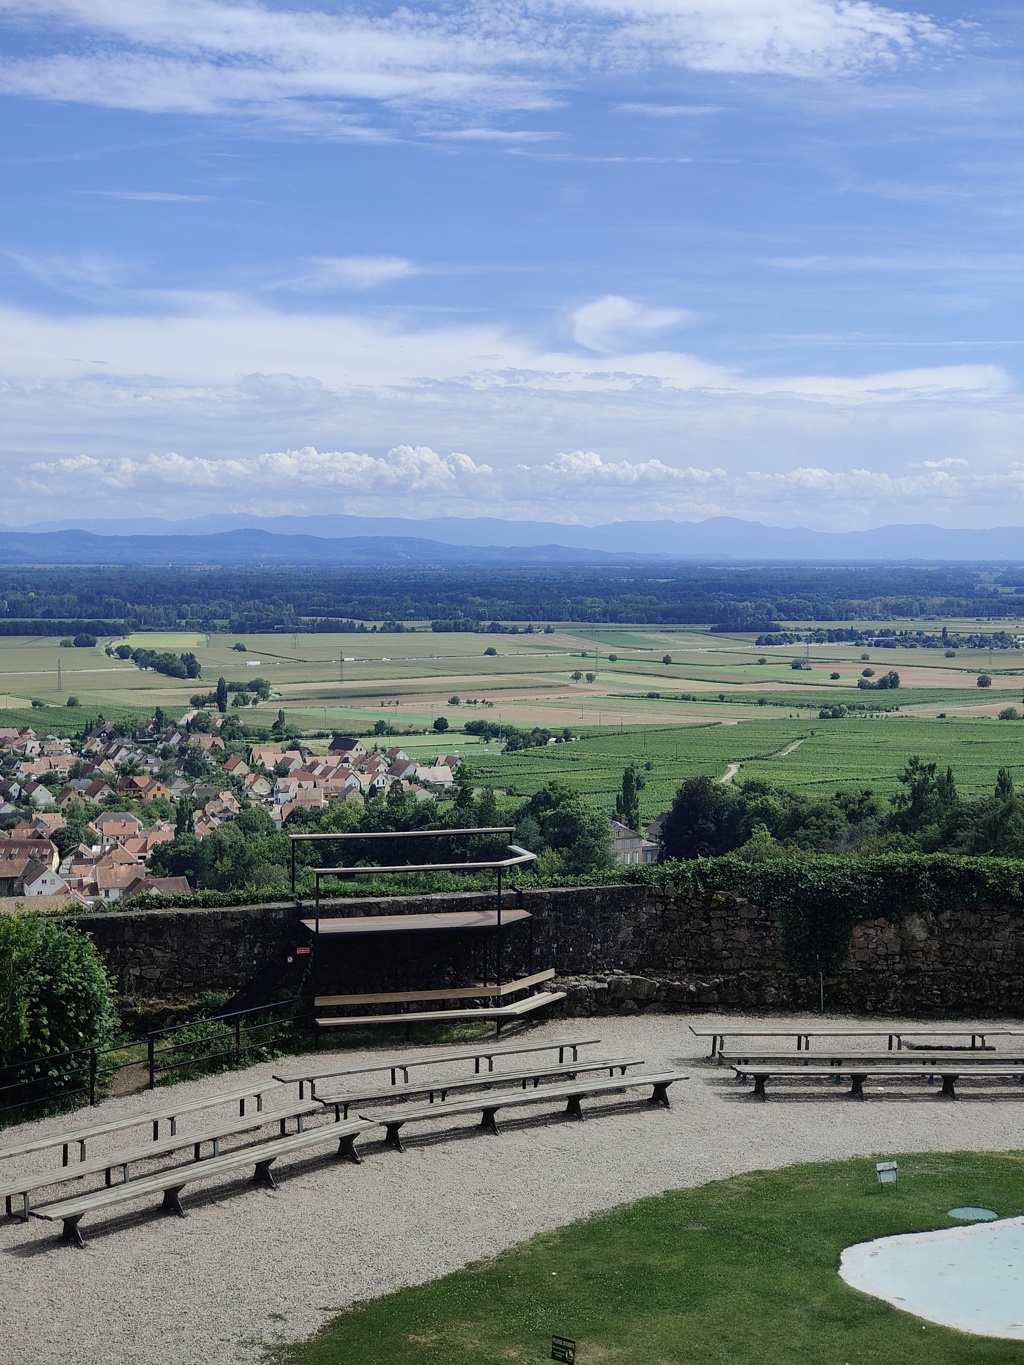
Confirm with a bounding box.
[551,1336,576,1363]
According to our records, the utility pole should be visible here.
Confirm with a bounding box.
[339,654,344,686]
[56,657,62,693]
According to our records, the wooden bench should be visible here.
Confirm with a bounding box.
[314,990,565,1032]
[275,1036,602,1098]
[316,1054,646,1118]
[718,1049,1024,1069]
[361,1071,687,1151]
[0,1079,284,1167]
[732,1064,1024,1101]
[315,968,556,1009]
[32,1117,376,1247]
[1,1100,320,1221]
[691,1026,1000,1058]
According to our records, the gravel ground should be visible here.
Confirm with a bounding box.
[2,1010,1024,1365]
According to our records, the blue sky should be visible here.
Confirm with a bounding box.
[0,0,1021,530]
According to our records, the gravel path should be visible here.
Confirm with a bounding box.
[3,1011,1024,1365]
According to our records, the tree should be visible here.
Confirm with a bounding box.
[515,782,612,875]
[233,642,247,652]
[0,914,117,1070]
[448,696,461,706]
[615,763,645,834]
[889,755,957,835]
[215,677,228,713]
[484,647,497,656]
[585,672,596,684]
[662,655,672,665]
[72,633,97,648]
[659,776,739,860]
[174,799,194,838]
[570,671,583,682]
[978,674,993,688]
[66,695,80,707]
[433,716,449,733]
[861,667,875,678]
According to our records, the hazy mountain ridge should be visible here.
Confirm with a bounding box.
[3,514,1021,562]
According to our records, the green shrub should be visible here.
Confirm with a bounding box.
[0,913,118,1079]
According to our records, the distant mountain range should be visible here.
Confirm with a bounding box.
[0,514,1022,564]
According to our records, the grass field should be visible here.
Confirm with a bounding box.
[3,625,1024,812]
[273,1151,1024,1365]
[470,717,1024,819]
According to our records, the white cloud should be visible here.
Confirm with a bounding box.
[285,256,416,291]
[0,0,951,133]
[615,102,724,115]
[572,295,692,352]
[911,457,970,468]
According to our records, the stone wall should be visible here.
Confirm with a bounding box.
[72,880,1024,1018]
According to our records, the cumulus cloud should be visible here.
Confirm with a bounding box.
[572,295,692,352]
[0,0,950,133]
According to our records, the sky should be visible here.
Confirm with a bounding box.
[0,0,1022,531]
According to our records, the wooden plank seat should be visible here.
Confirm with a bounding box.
[691,1026,1000,1058]
[275,1036,602,1098]
[718,1049,1024,1069]
[31,1117,376,1248]
[732,1065,1024,1101]
[361,1071,687,1151]
[1,1100,321,1221]
[0,1079,284,1168]
[317,1054,646,1118]
[314,990,566,1031]
[315,968,556,1009]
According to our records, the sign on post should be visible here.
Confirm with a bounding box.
[551,1336,576,1363]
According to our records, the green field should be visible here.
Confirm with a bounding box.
[471,718,1024,821]
[274,1152,1024,1365]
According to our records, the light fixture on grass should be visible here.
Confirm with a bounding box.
[876,1161,898,1186]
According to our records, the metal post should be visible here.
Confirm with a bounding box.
[235,1015,242,1064]
[147,1034,156,1089]
[291,840,296,894]
[89,1047,98,1106]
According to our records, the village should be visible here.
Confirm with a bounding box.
[0,716,463,910]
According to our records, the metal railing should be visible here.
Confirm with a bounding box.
[0,996,313,1129]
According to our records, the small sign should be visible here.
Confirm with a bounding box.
[295,945,311,955]
[552,1336,576,1363]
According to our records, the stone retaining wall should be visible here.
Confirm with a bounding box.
[72,881,1024,1017]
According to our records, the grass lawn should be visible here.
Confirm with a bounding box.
[273,1152,1024,1365]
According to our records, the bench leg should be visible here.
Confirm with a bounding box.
[938,1075,959,1100]
[847,1074,867,1100]
[6,1193,29,1221]
[384,1122,405,1153]
[253,1159,278,1190]
[751,1075,767,1100]
[61,1215,86,1248]
[161,1186,187,1218]
[648,1081,672,1108]
[336,1134,362,1164]
[564,1097,585,1122]
[479,1107,500,1134]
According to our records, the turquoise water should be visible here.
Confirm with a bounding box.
[840,1217,1024,1338]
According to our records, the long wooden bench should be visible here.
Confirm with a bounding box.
[719,1049,1024,1069]
[691,1026,1001,1058]
[1,1100,321,1221]
[0,1079,284,1167]
[315,968,556,1009]
[314,990,565,1032]
[32,1117,376,1247]
[316,1054,645,1118]
[361,1071,687,1151]
[275,1036,602,1098]
[732,1064,1024,1101]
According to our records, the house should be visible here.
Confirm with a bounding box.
[24,782,55,808]
[89,812,143,843]
[95,863,148,903]
[222,755,250,778]
[20,863,70,897]
[418,764,455,789]
[645,812,669,844]
[121,874,193,900]
[329,736,366,760]
[0,835,59,871]
[610,819,658,866]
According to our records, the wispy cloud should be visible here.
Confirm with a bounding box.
[78,189,213,202]
[615,102,724,116]
[0,0,952,136]
[281,256,417,292]
[571,295,693,353]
